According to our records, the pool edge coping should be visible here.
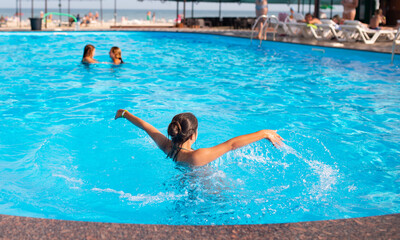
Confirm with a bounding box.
[1,213,399,239]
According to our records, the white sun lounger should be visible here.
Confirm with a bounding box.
[311,19,344,41]
[283,13,311,38]
[340,20,396,44]
[285,22,314,38]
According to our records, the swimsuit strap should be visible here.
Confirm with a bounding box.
[168,145,194,162]
[177,146,194,151]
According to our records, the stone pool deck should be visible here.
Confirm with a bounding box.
[129,27,400,54]
[0,213,399,239]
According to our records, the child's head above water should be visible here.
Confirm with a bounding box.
[109,46,122,60]
[83,44,95,59]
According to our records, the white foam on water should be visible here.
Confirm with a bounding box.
[267,185,290,193]
[234,147,271,164]
[281,144,338,200]
[91,187,188,206]
[52,174,83,185]
[225,144,290,169]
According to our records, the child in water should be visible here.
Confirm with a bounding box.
[82,44,99,64]
[109,46,124,65]
[114,110,284,166]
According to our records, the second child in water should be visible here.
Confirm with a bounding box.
[109,46,124,65]
[82,44,99,64]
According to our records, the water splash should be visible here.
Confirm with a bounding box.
[91,187,188,206]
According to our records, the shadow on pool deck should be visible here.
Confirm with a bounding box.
[0,213,399,239]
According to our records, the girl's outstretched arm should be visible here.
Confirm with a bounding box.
[115,109,171,154]
[187,130,284,166]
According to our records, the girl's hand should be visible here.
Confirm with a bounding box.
[264,130,284,148]
[114,109,126,120]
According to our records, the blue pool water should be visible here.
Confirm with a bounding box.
[0,32,399,225]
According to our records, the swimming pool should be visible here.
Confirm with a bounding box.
[0,31,399,225]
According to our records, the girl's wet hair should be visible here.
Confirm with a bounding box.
[110,46,124,63]
[167,113,198,161]
[83,44,95,59]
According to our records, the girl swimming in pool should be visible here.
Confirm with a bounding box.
[114,110,284,166]
[82,44,99,64]
[109,46,124,65]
